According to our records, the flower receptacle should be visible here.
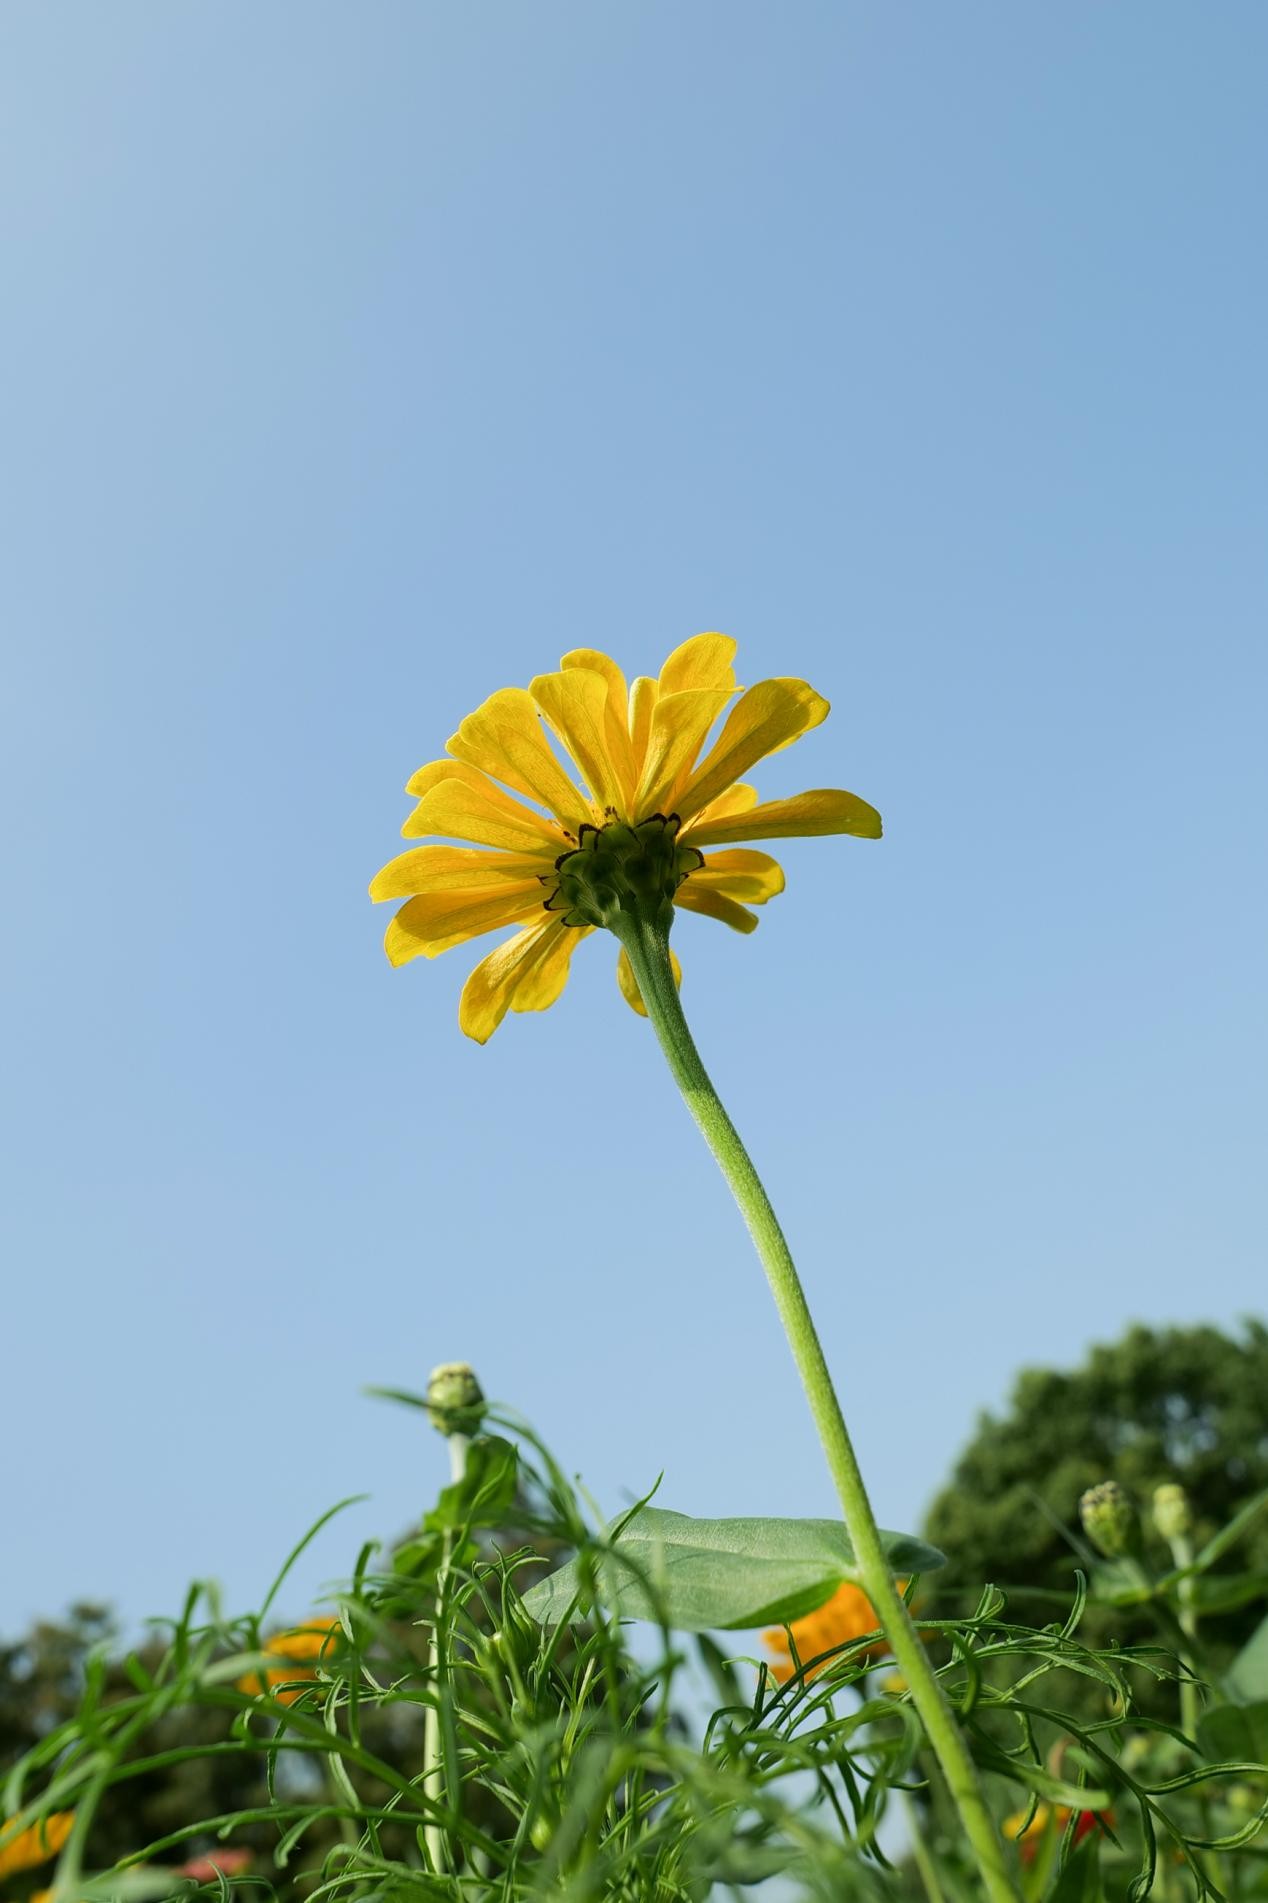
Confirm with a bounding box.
[546,814,702,934]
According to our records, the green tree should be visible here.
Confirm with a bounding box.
[924,1320,1268,1684]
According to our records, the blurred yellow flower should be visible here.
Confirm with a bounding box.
[236,1619,341,1705]
[0,1812,74,1880]
[762,1581,892,1684]
[370,634,881,1041]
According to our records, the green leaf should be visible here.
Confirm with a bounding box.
[520,1508,943,1633]
[972,1742,1111,1814]
[696,1632,744,1707]
[1088,1559,1154,1607]
[1196,1700,1268,1763]
[1190,1484,1268,1573]
[1185,1569,1268,1615]
[1225,1610,1268,1703]
[425,1435,518,1535]
[1048,1838,1106,1903]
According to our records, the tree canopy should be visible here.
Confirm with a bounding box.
[924,1320,1268,1663]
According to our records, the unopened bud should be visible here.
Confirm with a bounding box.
[425,1362,485,1437]
[1080,1481,1138,1559]
[1152,1483,1192,1542]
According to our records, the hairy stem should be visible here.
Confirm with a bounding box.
[612,909,1019,1903]
[423,1431,469,1873]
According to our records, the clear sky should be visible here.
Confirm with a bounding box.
[2,3,1265,1636]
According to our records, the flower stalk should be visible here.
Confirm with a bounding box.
[422,1363,483,1872]
[610,907,1020,1903]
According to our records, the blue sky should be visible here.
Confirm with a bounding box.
[2,3,1265,1635]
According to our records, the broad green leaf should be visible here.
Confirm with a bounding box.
[425,1435,518,1535]
[1197,1700,1268,1764]
[1185,1569,1268,1616]
[520,1508,943,1633]
[1089,1559,1154,1607]
[1225,1610,1268,1703]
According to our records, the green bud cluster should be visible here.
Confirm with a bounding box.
[1152,1482,1193,1542]
[546,814,703,933]
[426,1361,486,1437]
[1079,1480,1139,1559]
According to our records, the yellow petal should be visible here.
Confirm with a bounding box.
[401,777,569,852]
[0,1815,75,1881]
[634,688,733,815]
[405,758,503,799]
[531,668,633,813]
[616,943,683,1016]
[511,921,589,1014]
[683,786,882,847]
[628,674,659,773]
[676,680,830,820]
[563,649,637,808]
[448,686,591,828]
[562,647,629,722]
[370,845,552,902]
[688,849,785,904]
[384,886,546,966]
[657,632,738,696]
[691,781,758,826]
[459,918,578,1043]
[674,884,759,934]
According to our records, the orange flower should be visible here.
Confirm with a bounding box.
[236,1618,341,1705]
[0,1812,74,1880]
[763,1582,893,1684]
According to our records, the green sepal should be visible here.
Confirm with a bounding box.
[520,1507,943,1633]
[549,814,699,932]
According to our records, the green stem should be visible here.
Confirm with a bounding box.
[423,1430,469,1874]
[612,909,1019,1903]
[905,1789,948,1903]
[1167,1533,1201,1740]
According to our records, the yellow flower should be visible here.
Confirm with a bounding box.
[0,1812,74,1881]
[370,634,882,1041]
[235,1618,341,1705]
[762,1581,892,1684]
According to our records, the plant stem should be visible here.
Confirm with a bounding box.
[612,909,1020,1903]
[423,1430,469,1874]
[1166,1532,1202,1741]
[905,1790,948,1903]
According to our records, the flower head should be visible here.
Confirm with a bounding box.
[236,1619,341,1705]
[426,1361,486,1436]
[370,634,881,1040]
[1079,1481,1138,1559]
[1152,1482,1192,1542]
[0,1812,74,1881]
[762,1580,891,1685]
[179,1849,254,1881]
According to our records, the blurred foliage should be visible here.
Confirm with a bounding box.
[924,1322,1268,1671]
[4,1375,1266,1900]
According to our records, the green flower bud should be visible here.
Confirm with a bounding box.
[1151,1482,1192,1542]
[425,1362,486,1437]
[1079,1481,1138,1559]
